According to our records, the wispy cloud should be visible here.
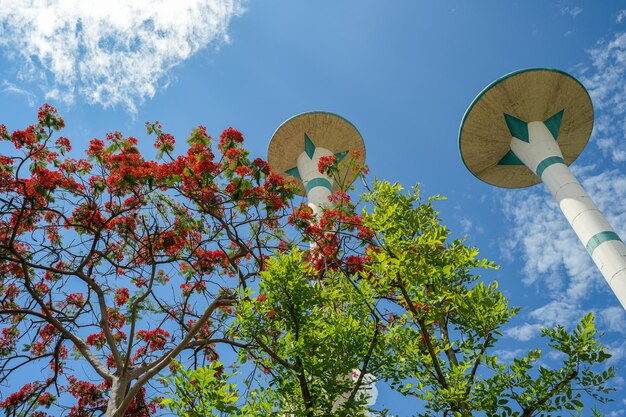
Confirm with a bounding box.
[504,300,588,342]
[501,168,626,304]
[578,31,626,163]
[561,6,583,18]
[491,349,526,363]
[504,323,543,342]
[1,81,36,106]
[0,0,245,113]
[606,340,626,366]
[599,306,626,336]
[457,217,483,236]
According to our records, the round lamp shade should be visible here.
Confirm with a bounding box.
[459,68,594,188]
[268,112,366,196]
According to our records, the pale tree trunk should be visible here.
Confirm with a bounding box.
[106,376,131,417]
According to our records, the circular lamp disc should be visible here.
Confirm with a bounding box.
[459,68,594,189]
[268,112,366,196]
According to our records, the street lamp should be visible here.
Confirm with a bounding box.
[268,111,377,413]
[459,68,626,310]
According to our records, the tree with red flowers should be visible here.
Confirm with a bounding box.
[0,106,616,417]
[163,180,616,416]
[0,105,297,416]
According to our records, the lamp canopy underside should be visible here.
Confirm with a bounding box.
[268,111,366,196]
[459,68,594,189]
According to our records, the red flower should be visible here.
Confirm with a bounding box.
[317,155,337,174]
[10,125,37,149]
[37,392,56,406]
[86,332,106,349]
[55,136,72,152]
[136,328,170,351]
[219,127,244,153]
[86,138,105,157]
[220,127,243,143]
[154,132,175,150]
[252,158,270,174]
[0,382,42,408]
[235,165,253,177]
[225,148,242,159]
[114,288,130,306]
[38,104,65,130]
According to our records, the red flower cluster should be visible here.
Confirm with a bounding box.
[317,155,337,174]
[219,127,244,153]
[86,138,105,157]
[107,308,126,330]
[55,136,72,153]
[30,324,59,356]
[114,288,130,306]
[0,327,19,355]
[86,332,106,349]
[10,125,37,150]
[0,382,42,410]
[66,376,108,416]
[37,104,65,131]
[154,132,175,151]
[0,105,305,416]
[65,293,85,307]
[37,392,55,407]
[136,328,170,351]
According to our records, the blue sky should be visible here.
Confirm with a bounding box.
[1,1,626,415]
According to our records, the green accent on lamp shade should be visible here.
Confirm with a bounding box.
[285,166,301,179]
[535,156,565,178]
[305,177,333,193]
[586,231,622,255]
[497,150,524,166]
[304,133,316,159]
[335,150,349,163]
[503,113,529,142]
[544,110,564,140]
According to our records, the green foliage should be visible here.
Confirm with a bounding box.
[234,249,379,416]
[161,361,241,417]
[163,180,615,417]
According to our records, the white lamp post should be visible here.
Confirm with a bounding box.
[268,111,377,414]
[459,68,626,310]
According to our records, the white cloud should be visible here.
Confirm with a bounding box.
[607,340,626,365]
[617,10,626,23]
[500,168,626,341]
[546,350,566,361]
[578,32,626,163]
[458,218,473,235]
[504,301,589,342]
[529,300,584,327]
[599,306,626,335]
[1,81,36,106]
[491,348,525,362]
[0,0,245,112]
[561,6,583,18]
[501,168,626,306]
[504,323,543,341]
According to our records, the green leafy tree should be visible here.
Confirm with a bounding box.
[362,181,614,417]
[163,180,615,416]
